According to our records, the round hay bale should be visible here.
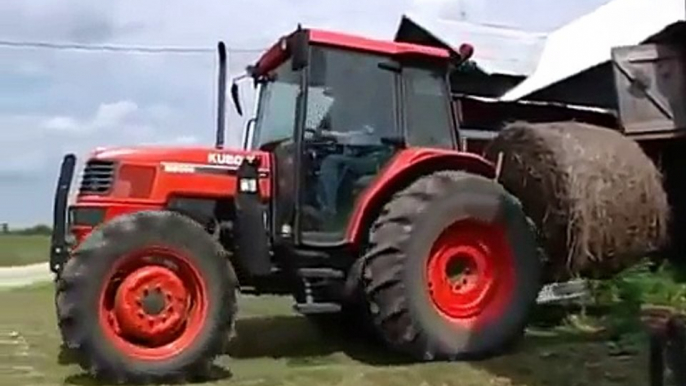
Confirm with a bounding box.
[484,121,669,281]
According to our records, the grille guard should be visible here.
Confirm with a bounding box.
[49,154,77,277]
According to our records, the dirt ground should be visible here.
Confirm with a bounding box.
[0,283,652,386]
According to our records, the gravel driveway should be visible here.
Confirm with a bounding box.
[0,263,52,289]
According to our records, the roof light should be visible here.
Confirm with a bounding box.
[458,43,474,61]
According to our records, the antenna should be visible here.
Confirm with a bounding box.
[216,41,227,149]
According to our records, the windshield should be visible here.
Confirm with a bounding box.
[250,58,300,149]
[404,66,455,149]
[306,46,397,143]
[250,47,399,150]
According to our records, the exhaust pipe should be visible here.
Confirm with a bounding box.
[216,41,227,149]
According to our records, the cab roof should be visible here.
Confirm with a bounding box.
[308,28,450,59]
[251,27,451,77]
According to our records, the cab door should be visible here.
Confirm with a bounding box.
[295,46,401,246]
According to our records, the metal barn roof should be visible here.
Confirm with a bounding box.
[500,0,686,101]
[396,12,547,77]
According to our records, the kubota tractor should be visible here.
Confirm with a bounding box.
[50,26,542,383]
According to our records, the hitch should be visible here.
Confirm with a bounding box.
[49,154,77,277]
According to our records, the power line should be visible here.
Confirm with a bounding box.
[0,39,266,54]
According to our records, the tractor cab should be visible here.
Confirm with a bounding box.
[234,28,468,243]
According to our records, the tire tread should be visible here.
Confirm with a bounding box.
[55,210,237,384]
[361,170,541,360]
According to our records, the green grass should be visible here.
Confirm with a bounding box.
[1,239,678,385]
[0,234,49,266]
[0,284,653,386]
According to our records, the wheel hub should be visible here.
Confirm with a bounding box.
[445,256,478,293]
[140,288,166,315]
[428,244,494,319]
[113,265,191,345]
[426,220,513,324]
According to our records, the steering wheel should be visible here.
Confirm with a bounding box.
[304,127,337,145]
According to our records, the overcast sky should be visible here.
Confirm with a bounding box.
[0,0,610,227]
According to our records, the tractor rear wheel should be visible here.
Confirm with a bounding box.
[361,171,542,360]
[55,210,237,384]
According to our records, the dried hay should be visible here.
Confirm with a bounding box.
[484,121,670,281]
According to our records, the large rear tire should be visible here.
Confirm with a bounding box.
[55,210,237,384]
[361,171,542,360]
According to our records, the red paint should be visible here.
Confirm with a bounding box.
[68,147,272,250]
[253,37,290,76]
[90,146,269,176]
[113,164,157,199]
[309,29,450,59]
[345,148,495,243]
[98,246,208,361]
[251,28,451,76]
[69,203,164,247]
[114,266,190,344]
[71,146,271,225]
[426,220,515,327]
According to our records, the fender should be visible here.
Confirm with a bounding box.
[344,148,496,245]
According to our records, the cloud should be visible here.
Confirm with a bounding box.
[142,135,201,146]
[91,101,139,129]
[0,100,178,172]
[41,101,140,135]
[43,116,81,133]
[408,0,611,30]
[0,0,133,42]
[409,0,486,21]
[0,98,199,226]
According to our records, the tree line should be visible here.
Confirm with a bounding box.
[1,223,52,236]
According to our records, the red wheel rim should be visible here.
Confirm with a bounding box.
[426,219,515,328]
[98,246,208,361]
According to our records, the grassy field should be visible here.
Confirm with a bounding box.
[1,235,677,385]
[0,283,653,386]
[0,235,49,267]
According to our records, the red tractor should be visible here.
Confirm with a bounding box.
[50,26,542,383]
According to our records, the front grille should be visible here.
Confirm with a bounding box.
[79,160,116,195]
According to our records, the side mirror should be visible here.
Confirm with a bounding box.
[290,26,309,71]
[458,43,474,62]
[231,81,243,116]
[449,43,475,70]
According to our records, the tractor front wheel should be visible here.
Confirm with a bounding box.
[361,171,542,360]
[55,210,237,384]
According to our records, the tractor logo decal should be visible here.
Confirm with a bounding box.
[161,162,196,174]
[161,158,268,177]
[207,153,256,167]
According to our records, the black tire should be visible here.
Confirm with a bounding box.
[55,210,237,384]
[361,170,542,360]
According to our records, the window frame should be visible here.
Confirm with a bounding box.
[399,61,458,150]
